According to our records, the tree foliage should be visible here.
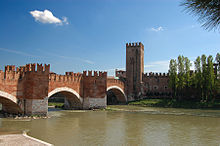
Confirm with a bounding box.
[169,59,178,98]
[168,53,220,102]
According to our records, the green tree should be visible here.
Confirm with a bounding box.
[201,54,207,101]
[215,53,220,97]
[216,53,220,75]
[169,59,178,98]
[181,0,220,31]
[194,56,202,99]
[206,55,215,101]
[177,55,185,98]
[184,57,191,88]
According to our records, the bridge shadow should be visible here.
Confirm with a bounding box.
[48,91,82,111]
[107,88,126,105]
[0,96,22,116]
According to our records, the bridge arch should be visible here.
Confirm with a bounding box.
[0,90,22,114]
[48,87,83,109]
[107,86,127,104]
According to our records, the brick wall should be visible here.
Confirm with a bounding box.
[141,73,172,97]
[82,71,107,109]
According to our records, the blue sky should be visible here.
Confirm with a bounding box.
[0,0,220,76]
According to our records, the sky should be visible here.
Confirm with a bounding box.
[0,0,220,76]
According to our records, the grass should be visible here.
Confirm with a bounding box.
[128,99,220,109]
[48,102,64,108]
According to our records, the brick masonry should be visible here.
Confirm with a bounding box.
[0,64,126,115]
[126,42,144,101]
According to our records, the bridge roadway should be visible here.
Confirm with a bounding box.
[0,64,126,116]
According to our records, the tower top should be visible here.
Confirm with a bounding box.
[126,42,144,48]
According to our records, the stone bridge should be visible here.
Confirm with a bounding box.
[0,64,126,116]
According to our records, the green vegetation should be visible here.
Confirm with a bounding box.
[168,53,220,102]
[48,102,64,108]
[181,0,220,31]
[129,99,220,109]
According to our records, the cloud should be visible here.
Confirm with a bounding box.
[62,16,69,25]
[81,59,94,64]
[150,26,164,32]
[144,60,170,73]
[49,53,94,64]
[0,48,40,58]
[35,49,94,64]
[30,9,68,25]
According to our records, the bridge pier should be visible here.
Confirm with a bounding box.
[24,98,48,116]
[82,97,107,109]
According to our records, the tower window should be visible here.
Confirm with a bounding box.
[153,85,158,90]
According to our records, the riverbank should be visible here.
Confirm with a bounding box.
[128,99,220,109]
[0,133,53,146]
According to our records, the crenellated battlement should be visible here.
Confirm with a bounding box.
[143,72,169,78]
[0,63,50,81]
[23,63,50,73]
[5,65,16,72]
[126,42,144,48]
[49,72,82,82]
[4,63,50,73]
[83,71,107,78]
[2,66,22,80]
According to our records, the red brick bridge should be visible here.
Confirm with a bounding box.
[0,64,126,115]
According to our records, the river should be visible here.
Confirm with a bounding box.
[0,105,220,145]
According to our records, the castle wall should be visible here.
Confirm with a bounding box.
[141,73,172,97]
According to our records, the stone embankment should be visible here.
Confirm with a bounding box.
[0,133,53,146]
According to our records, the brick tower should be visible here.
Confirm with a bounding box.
[126,42,144,101]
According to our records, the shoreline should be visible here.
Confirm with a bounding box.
[0,132,53,146]
[128,98,220,109]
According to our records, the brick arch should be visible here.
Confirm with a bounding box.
[48,87,83,103]
[48,87,83,109]
[0,90,22,114]
[107,86,127,102]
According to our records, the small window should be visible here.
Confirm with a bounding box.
[154,85,158,90]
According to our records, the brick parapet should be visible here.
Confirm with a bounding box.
[83,71,107,78]
[0,64,50,81]
[49,72,82,82]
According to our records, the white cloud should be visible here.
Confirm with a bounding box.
[0,48,40,58]
[150,26,164,32]
[144,60,170,73]
[35,49,94,65]
[62,16,69,25]
[30,9,68,25]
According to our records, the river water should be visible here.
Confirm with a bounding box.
[0,105,220,146]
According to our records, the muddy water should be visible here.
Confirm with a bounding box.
[0,106,220,146]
